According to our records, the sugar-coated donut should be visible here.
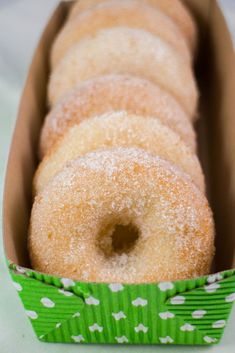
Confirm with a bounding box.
[41,75,196,157]
[35,112,204,194]
[29,148,214,283]
[51,0,191,68]
[48,27,198,116]
[69,0,197,52]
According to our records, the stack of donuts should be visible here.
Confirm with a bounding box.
[29,0,215,283]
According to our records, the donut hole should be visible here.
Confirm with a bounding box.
[111,224,140,253]
[98,222,140,257]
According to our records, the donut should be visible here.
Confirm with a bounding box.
[29,148,214,283]
[68,0,197,52]
[51,0,191,68]
[48,27,198,116]
[41,75,196,157]
[35,112,204,194]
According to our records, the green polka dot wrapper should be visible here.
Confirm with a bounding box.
[8,262,235,345]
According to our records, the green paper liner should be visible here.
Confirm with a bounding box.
[8,262,235,345]
[3,0,235,346]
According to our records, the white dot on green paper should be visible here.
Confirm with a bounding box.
[159,311,175,319]
[192,309,207,318]
[40,297,55,308]
[132,297,148,307]
[71,335,84,342]
[158,282,174,291]
[203,336,217,343]
[108,283,124,292]
[170,295,185,305]
[89,323,103,332]
[85,296,100,305]
[212,320,226,328]
[180,323,195,332]
[204,283,220,293]
[207,273,223,283]
[61,278,75,288]
[13,282,22,291]
[26,310,38,320]
[58,289,73,296]
[134,324,148,333]
[159,336,174,344]
[16,265,26,273]
[115,336,128,343]
[73,312,81,318]
[112,311,126,320]
[225,293,235,302]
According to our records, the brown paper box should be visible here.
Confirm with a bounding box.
[2,0,235,345]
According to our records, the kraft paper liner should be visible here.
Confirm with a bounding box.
[8,261,235,345]
[3,2,235,345]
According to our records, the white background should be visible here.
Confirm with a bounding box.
[0,1,235,352]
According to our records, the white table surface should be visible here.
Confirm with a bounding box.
[0,1,235,352]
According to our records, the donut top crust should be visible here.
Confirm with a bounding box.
[41,75,196,156]
[29,148,214,283]
[48,27,198,115]
[35,111,204,194]
[68,0,197,51]
[51,0,191,68]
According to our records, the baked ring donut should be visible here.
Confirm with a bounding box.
[34,112,204,194]
[29,148,214,283]
[51,0,191,68]
[41,75,196,157]
[69,0,197,52]
[48,27,198,116]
